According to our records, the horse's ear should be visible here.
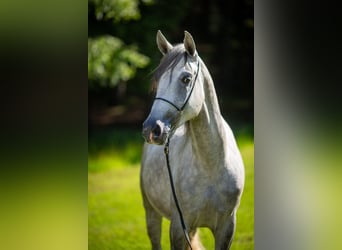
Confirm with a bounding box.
[184,31,196,57]
[156,30,173,55]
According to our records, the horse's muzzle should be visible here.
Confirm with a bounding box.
[142,119,170,145]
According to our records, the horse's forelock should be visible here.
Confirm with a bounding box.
[152,45,187,87]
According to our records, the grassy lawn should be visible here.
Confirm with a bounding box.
[88,128,254,249]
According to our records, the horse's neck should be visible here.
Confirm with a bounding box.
[189,63,226,168]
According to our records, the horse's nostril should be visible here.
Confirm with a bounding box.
[143,120,168,144]
[152,124,162,137]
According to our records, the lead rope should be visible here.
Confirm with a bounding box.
[164,137,192,250]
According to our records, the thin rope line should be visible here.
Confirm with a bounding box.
[164,137,192,250]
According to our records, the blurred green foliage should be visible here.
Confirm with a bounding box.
[89,0,153,22]
[88,36,149,88]
[88,0,152,88]
[90,0,140,22]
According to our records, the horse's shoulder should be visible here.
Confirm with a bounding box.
[220,117,245,192]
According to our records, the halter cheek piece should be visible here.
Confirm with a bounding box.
[154,60,200,112]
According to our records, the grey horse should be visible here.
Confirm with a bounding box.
[141,30,245,250]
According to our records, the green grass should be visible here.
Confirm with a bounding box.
[88,128,143,172]
[89,128,254,249]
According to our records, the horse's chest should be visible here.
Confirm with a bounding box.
[204,185,229,211]
[180,169,236,216]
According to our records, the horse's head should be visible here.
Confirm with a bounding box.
[142,30,204,145]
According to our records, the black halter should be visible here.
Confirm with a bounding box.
[154,60,200,112]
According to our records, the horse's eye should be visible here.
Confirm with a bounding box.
[182,76,191,84]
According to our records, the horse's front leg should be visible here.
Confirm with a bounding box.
[213,211,237,250]
[142,194,162,250]
[170,215,195,250]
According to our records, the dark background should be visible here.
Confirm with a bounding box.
[88,0,254,133]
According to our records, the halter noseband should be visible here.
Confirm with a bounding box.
[154,60,200,112]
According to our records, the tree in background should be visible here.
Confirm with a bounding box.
[88,0,152,93]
